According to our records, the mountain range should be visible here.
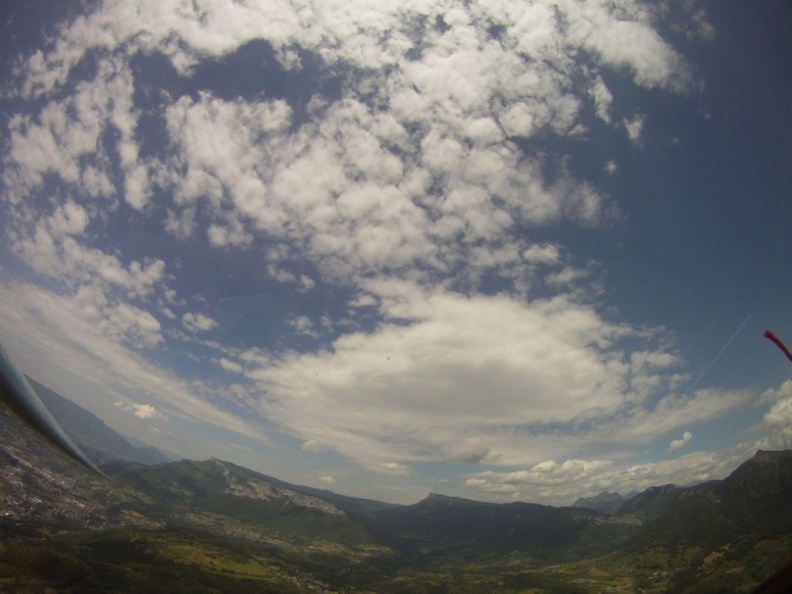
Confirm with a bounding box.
[572,490,629,513]
[25,376,172,466]
[1,380,791,593]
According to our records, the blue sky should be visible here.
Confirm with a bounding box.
[0,0,791,505]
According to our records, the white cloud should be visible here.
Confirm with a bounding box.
[115,401,168,421]
[669,431,693,451]
[219,358,243,374]
[631,350,679,372]
[598,389,748,446]
[11,214,167,301]
[758,381,792,449]
[298,275,315,292]
[161,89,601,289]
[8,243,164,372]
[5,0,693,298]
[165,208,197,240]
[450,446,492,464]
[248,286,719,470]
[320,475,336,484]
[465,446,755,505]
[0,281,270,454]
[589,75,614,124]
[563,0,693,91]
[207,220,253,248]
[380,462,411,475]
[182,312,218,333]
[624,114,646,145]
[5,54,144,209]
[15,0,698,101]
[47,201,90,238]
[760,380,792,404]
[290,316,318,337]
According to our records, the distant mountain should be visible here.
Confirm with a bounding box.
[0,388,792,593]
[627,450,792,551]
[109,458,379,547]
[354,492,642,563]
[0,401,391,592]
[617,483,681,519]
[244,472,400,515]
[121,431,181,462]
[26,377,171,465]
[2,395,792,593]
[572,490,627,512]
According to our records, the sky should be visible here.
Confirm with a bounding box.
[0,0,791,506]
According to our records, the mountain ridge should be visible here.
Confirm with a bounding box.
[2,385,792,592]
[14,379,792,521]
[26,376,171,466]
[572,489,628,512]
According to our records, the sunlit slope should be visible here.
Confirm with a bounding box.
[111,458,377,546]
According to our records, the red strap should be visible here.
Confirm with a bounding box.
[765,330,792,363]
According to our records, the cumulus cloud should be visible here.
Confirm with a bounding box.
[115,401,167,421]
[13,216,166,299]
[522,244,561,266]
[320,475,336,484]
[14,0,698,101]
[0,0,697,334]
[669,431,693,451]
[6,54,146,207]
[246,286,734,470]
[465,446,755,505]
[380,462,411,475]
[47,201,89,238]
[182,312,219,333]
[758,380,792,449]
[219,358,243,374]
[624,114,646,145]
[589,75,614,124]
[290,316,318,337]
[4,0,695,296]
[760,380,792,404]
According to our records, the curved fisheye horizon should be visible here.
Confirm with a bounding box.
[1,0,791,509]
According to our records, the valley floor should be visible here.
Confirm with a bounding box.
[0,518,789,593]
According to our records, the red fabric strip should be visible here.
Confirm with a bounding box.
[764,330,792,363]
